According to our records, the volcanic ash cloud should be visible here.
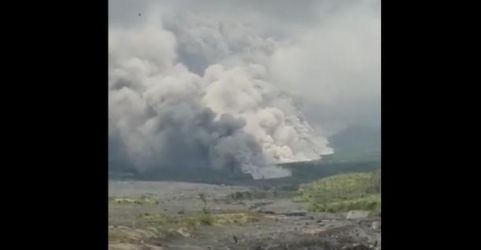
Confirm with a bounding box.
[109,20,333,179]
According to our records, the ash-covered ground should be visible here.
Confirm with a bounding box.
[109,181,381,250]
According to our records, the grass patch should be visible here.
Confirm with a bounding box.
[310,194,381,214]
[186,212,215,226]
[297,169,381,214]
[110,194,160,205]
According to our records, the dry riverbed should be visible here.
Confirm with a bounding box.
[109,181,381,250]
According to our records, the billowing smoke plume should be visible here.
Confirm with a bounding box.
[109,11,334,179]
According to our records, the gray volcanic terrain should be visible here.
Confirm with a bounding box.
[109,181,380,250]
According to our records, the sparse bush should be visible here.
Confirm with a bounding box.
[198,212,214,225]
[370,168,381,193]
[199,193,208,213]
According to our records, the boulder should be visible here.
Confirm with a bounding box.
[346,210,370,220]
[176,228,191,238]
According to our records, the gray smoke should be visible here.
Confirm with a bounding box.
[108,15,333,179]
[109,0,380,179]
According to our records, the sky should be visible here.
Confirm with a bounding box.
[108,0,380,178]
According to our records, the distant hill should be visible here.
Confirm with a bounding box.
[322,126,380,164]
[271,125,380,187]
[109,125,381,186]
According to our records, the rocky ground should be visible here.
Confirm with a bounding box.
[109,181,381,250]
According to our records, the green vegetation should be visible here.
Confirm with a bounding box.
[297,169,381,214]
[197,211,215,225]
[310,194,380,214]
[110,194,159,205]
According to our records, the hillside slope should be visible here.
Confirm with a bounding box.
[298,170,381,214]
